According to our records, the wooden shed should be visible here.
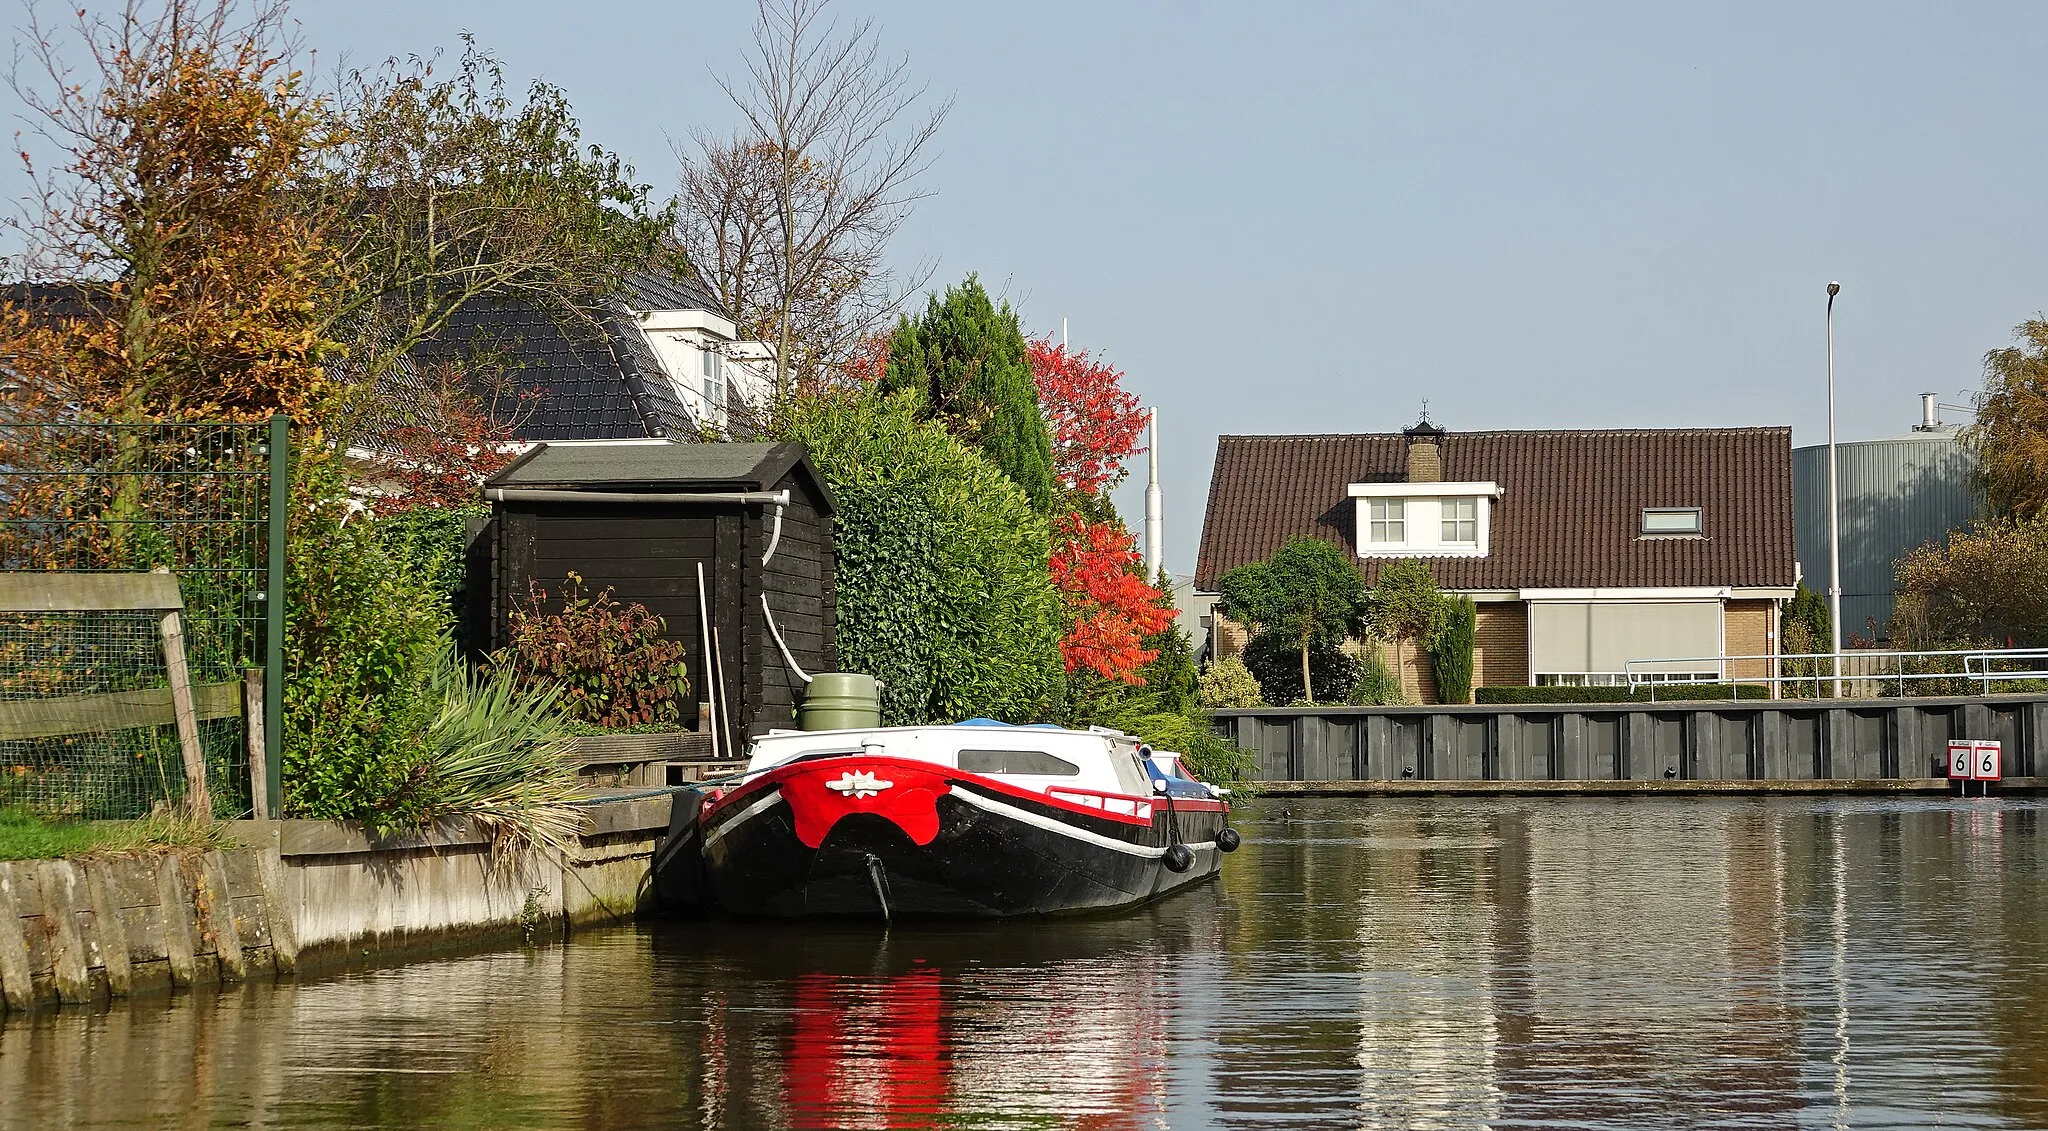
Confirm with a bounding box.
[482,440,835,748]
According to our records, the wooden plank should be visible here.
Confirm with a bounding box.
[159,611,211,822]
[0,571,182,612]
[243,670,269,820]
[0,680,242,740]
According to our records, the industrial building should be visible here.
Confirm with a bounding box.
[1791,397,1978,641]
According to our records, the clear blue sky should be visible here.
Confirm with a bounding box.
[17,2,2048,576]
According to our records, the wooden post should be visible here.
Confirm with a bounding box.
[244,669,269,820]
[159,609,212,822]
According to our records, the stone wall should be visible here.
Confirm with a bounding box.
[0,795,672,1014]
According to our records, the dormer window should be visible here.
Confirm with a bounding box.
[1641,508,1703,537]
[1368,498,1405,543]
[700,345,725,416]
[1442,497,1477,544]
[1347,481,1498,558]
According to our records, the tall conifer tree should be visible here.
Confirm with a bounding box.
[880,275,1057,511]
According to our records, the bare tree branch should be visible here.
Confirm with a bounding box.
[674,0,947,406]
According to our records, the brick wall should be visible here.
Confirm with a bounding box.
[1213,613,1250,661]
[1474,601,1529,688]
[1368,638,1439,704]
[1725,599,1776,680]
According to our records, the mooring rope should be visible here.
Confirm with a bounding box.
[563,772,749,807]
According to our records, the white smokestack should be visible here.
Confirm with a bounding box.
[1144,407,1162,579]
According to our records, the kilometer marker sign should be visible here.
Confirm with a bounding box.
[1948,739,2002,782]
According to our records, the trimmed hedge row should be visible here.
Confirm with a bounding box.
[1476,683,1772,704]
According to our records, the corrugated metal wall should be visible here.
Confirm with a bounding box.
[1792,435,1976,639]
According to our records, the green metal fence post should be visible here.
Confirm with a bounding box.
[263,413,287,816]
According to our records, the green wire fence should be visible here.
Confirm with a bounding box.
[0,418,286,819]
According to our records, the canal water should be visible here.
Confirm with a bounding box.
[3,796,2044,1130]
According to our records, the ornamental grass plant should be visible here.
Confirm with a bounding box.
[418,649,586,856]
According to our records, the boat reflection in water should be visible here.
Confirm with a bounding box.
[670,901,1208,1129]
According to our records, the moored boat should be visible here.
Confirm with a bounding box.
[697,721,1240,919]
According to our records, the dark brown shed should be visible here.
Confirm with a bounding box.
[483,440,835,746]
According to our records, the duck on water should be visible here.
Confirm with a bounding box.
[659,718,1242,920]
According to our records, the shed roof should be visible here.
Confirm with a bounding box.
[1195,427,1795,591]
[487,439,832,511]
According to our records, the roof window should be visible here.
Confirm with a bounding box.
[1641,508,1703,537]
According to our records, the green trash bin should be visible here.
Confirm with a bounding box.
[797,673,882,731]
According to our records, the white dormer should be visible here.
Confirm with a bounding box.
[1346,481,1501,559]
[630,308,774,432]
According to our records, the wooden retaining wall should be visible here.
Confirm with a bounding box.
[1216,695,2048,791]
[0,796,673,1014]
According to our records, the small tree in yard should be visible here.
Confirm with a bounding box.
[1217,537,1368,705]
[1368,559,1445,693]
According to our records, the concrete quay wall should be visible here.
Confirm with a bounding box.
[1218,695,2048,793]
[0,795,672,1014]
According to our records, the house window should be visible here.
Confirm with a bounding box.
[1641,508,1702,536]
[1442,497,1478,543]
[1368,498,1406,543]
[700,346,725,414]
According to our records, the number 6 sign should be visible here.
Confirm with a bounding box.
[1948,740,2002,783]
[1949,740,1975,779]
[1974,741,2002,781]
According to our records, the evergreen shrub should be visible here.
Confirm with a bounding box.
[1243,631,1359,705]
[282,456,446,825]
[777,391,1064,725]
[1197,655,1265,709]
[1428,595,1477,704]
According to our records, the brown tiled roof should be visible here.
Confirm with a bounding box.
[1194,428,1796,591]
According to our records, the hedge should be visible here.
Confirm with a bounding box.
[777,391,1065,725]
[1476,683,1772,704]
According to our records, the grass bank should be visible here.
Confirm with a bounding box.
[0,808,238,861]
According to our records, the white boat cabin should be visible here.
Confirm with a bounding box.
[746,724,1158,805]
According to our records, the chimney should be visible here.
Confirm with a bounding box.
[1404,416,1446,483]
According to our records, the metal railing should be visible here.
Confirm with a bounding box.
[1624,648,2048,701]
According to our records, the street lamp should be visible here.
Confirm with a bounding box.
[1826,281,1842,698]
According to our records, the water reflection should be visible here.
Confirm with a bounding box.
[2,796,2045,1129]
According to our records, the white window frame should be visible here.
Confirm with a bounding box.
[1368,498,1406,543]
[1641,507,1703,537]
[1442,497,1478,544]
[700,345,725,417]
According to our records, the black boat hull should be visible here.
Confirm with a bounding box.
[701,765,1229,919]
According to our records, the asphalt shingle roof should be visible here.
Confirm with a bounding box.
[1194,428,1797,592]
[487,438,833,512]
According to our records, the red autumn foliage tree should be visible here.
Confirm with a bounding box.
[1050,513,1173,683]
[363,360,534,511]
[1028,336,1148,496]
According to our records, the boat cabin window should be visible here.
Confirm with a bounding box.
[957,748,1080,776]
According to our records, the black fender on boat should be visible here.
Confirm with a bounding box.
[652,788,709,912]
[1216,827,1242,853]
